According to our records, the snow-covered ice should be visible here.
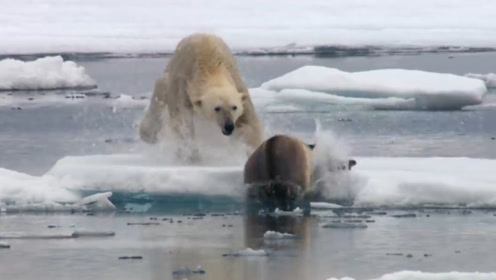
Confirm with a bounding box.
[326,271,496,280]
[349,157,496,208]
[263,231,297,240]
[261,66,487,110]
[465,73,496,88]
[2,0,496,54]
[0,56,96,91]
[3,151,496,210]
[45,154,245,197]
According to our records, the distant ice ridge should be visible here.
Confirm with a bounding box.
[2,0,496,54]
[261,66,487,110]
[326,271,496,280]
[0,56,96,91]
[465,73,496,88]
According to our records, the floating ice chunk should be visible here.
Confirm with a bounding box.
[263,231,298,240]
[348,157,496,208]
[74,192,116,211]
[327,271,496,280]
[0,56,96,91]
[223,248,269,257]
[0,167,79,205]
[261,66,487,110]
[0,241,10,249]
[465,73,496,88]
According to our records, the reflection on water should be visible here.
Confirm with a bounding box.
[2,210,496,280]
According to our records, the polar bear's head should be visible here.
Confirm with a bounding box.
[193,86,246,136]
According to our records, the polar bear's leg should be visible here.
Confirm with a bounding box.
[139,77,169,143]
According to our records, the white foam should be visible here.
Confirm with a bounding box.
[0,56,96,90]
[2,0,496,54]
[262,66,487,110]
[465,73,496,88]
[327,271,496,280]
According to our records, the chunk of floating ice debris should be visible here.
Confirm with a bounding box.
[263,231,298,240]
[71,230,115,238]
[222,248,269,257]
[386,253,403,256]
[310,202,343,209]
[118,256,143,260]
[391,213,417,218]
[74,192,116,211]
[0,242,10,249]
[127,222,160,226]
[322,223,368,229]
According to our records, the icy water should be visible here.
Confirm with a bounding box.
[1,52,496,279]
[1,210,496,280]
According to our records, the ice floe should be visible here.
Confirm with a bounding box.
[261,66,487,110]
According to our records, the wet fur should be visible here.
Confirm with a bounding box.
[244,135,313,214]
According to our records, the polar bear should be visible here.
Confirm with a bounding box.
[139,33,263,157]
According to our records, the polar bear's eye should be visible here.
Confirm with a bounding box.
[214,106,221,112]
[232,106,237,111]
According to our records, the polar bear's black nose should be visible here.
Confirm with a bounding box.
[223,122,234,135]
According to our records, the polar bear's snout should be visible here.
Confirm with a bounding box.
[222,120,235,135]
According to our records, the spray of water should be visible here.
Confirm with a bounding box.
[311,119,364,205]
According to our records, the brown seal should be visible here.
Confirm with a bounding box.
[244,135,313,214]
